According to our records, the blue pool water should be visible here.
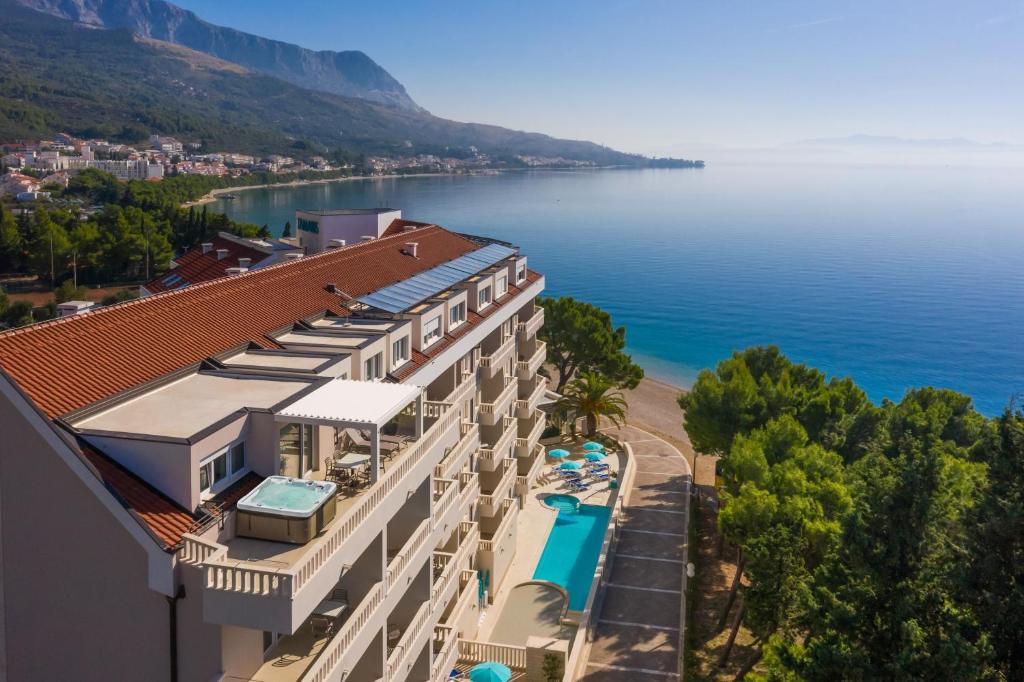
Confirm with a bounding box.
[533,502,613,610]
[544,493,581,513]
[211,165,1024,414]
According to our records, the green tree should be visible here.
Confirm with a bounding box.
[53,279,89,303]
[282,220,293,238]
[538,295,643,391]
[25,207,71,284]
[557,371,628,435]
[2,300,34,328]
[961,409,1024,679]
[541,653,563,682]
[679,346,877,458]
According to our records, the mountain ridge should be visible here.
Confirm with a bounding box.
[14,0,423,111]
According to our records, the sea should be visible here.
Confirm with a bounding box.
[207,164,1024,415]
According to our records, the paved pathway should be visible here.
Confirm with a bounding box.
[579,424,692,682]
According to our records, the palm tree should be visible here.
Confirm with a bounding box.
[558,371,628,436]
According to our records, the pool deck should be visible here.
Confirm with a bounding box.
[477,448,621,645]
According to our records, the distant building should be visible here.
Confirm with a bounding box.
[293,208,424,254]
[57,158,163,181]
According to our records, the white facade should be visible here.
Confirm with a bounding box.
[295,208,404,254]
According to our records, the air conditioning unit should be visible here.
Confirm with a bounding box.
[238,257,252,268]
[403,242,419,257]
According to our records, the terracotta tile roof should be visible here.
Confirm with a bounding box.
[381,218,434,238]
[0,226,479,418]
[80,445,195,550]
[144,235,269,294]
[391,270,542,381]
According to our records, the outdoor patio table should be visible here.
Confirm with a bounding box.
[335,453,372,469]
[313,599,348,620]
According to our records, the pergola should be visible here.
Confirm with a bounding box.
[276,379,425,483]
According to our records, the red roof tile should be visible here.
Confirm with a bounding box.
[144,235,269,294]
[80,445,195,550]
[0,226,479,418]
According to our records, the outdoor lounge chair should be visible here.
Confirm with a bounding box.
[341,429,401,460]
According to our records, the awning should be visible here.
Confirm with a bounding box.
[275,379,423,426]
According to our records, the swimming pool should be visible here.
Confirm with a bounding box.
[543,493,580,514]
[532,501,612,610]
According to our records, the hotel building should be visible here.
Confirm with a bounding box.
[0,213,548,682]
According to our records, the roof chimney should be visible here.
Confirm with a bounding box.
[201,242,213,254]
[403,242,419,257]
[216,248,229,260]
[328,238,347,249]
[325,283,338,294]
[238,257,251,268]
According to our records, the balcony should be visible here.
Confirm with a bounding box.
[515,377,546,418]
[479,499,517,553]
[515,445,545,496]
[181,400,461,634]
[517,306,544,340]
[479,376,517,426]
[479,333,515,379]
[443,370,476,416]
[457,639,527,680]
[386,518,432,594]
[432,522,478,614]
[434,422,479,481]
[457,473,479,515]
[478,416,516,471]
[431,626,459,682]
[441,569,479,635]
[432,478,461,542]
[479,460,516,517]
[515,341,546,380]
[514,411,545,459]
[386,600,432,682]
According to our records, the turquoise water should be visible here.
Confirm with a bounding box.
[533,503,613,610]
[210,165,1024,415]
[544,493,581,513]
[248,479,327,511]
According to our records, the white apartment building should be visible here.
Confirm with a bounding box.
[57,157,165,180]
[0,216,547,682]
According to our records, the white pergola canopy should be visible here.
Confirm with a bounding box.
[276,379,423,427]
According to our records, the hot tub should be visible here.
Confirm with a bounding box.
[236,476,337,544]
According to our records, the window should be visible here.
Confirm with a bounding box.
[423,316,442,348]
[516,262,527,282]
[449,302,466,329]
[496,274,508,298]
[199,441,247,496]
[392,336,409,365]
[363,352,384,379]
[478,285,492,308]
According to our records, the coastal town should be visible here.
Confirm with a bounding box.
[0,132,602,201]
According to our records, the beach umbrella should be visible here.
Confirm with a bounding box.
[585,451,606,461]
[548,448,570,459]
[559,460,583,470]
[469,662,512,682]
[582,441,605,452]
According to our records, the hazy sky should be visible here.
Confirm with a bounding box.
[176,0,1024,157]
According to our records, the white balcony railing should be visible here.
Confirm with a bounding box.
[302,582,385,682]
[431,626,459,681]
[479,333,515,377]
[446,569,479,630]
[458,472,480,513]
[458,638,527,671]
[479,499,517,553]
[432,478,458,528]
[435,422,479,481]
[515,446,545,495]
[478,376,517,425]
[479,461,516,515]
[515,412,545,459]
[517,306,544,339]
[387,600,432,682]
[443,370,476,414]
[516,341,546,380]
[515,377,546,418]
[478,416,516,468]
[387,518,432,589]
[190,402,459,605]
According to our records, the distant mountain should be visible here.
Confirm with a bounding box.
[14,0,422,112]
[793,134,1020,149]
[0,0,651,166]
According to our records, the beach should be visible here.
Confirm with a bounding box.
[622,375,696,468]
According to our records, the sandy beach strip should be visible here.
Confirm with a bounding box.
[622,376,696,468]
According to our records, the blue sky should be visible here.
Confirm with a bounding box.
[175,1,1024,156]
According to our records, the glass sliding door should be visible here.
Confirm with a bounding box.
[279,423,316,477]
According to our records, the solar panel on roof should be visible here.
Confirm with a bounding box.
[357,243,516,313]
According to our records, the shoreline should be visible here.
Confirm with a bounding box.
[623,373,696,467]
[180,171,453,208]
